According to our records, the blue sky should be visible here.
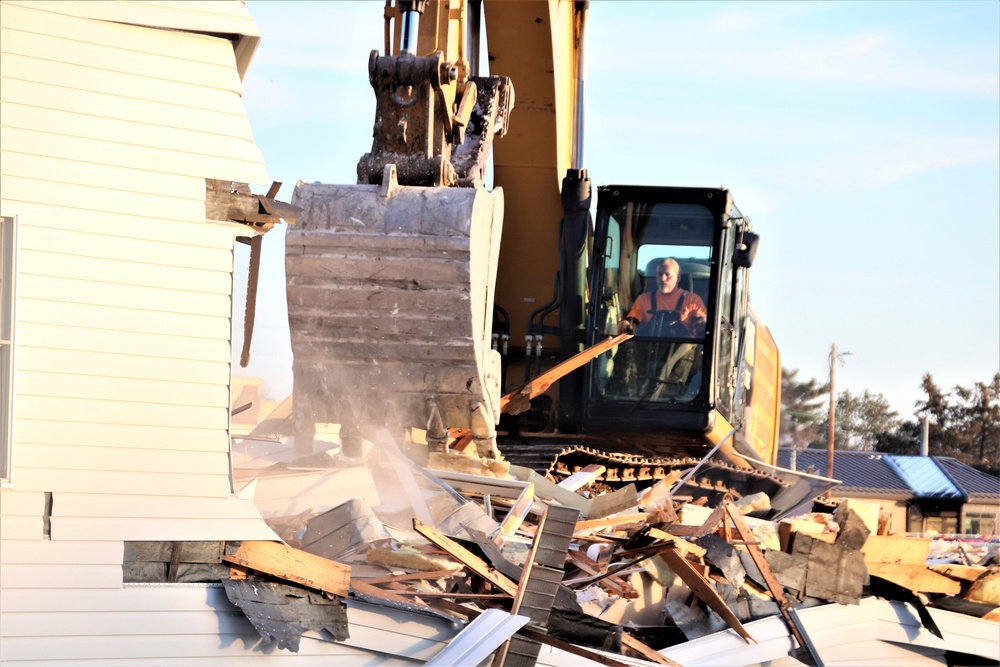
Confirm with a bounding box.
[236,1,999,420]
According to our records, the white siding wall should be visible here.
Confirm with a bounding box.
[0,2,300,664]
[0,0,265,508]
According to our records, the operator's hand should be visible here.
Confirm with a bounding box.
[686,314,707,337]
[619,317,637,334]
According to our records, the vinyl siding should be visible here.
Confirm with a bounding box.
[0,1,295,663]
[0,0,265,500]
[0,588,456,665]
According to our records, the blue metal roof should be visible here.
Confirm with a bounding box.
[884,455,963,500]
[777,449,912,499]
[778,449,999,502]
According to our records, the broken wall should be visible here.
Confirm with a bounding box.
[0,2,320,663]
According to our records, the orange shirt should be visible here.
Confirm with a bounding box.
[626,289,707,336]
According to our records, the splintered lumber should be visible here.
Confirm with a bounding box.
[621,633,682,666]
[646,528,707,559]
[222,541,350,597]
[449,334,633,442]
[862,536,962,594]
[641,470,683,510]
[723,501,820,667]
[413,519,519,596]
[502,333,632,415]
[658,545,755,644]
[567,550,637,599]
[691,503,728,539]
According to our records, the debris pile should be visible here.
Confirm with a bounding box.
[222,434,1000,665]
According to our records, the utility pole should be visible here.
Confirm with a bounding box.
[826,343,854,498]
[827,343,837,496]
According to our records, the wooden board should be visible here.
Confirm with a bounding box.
[866,564,962,595]
[222,541,350,598]
[862,535,931,567]
[413,519,518,597]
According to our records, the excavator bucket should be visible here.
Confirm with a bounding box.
[286,172,504,458]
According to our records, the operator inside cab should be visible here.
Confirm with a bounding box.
[619,258,707,338]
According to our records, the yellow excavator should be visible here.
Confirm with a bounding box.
[285,0,823,514]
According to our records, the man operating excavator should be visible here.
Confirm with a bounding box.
[619,258,707,338]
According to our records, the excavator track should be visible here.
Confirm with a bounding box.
[498,438,789,504]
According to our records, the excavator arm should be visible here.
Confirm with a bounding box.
[285,0,537,458]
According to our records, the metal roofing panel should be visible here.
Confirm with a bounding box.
[885,456,963,499]
[934,458,1000,501]
[777,449,912,497]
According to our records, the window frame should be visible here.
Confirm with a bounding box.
[0,210,18,484]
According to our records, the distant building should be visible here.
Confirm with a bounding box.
[779,449,1000,535]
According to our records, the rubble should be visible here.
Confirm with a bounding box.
[220,431,1000,664]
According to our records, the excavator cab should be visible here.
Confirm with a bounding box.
[581,185,756,448]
